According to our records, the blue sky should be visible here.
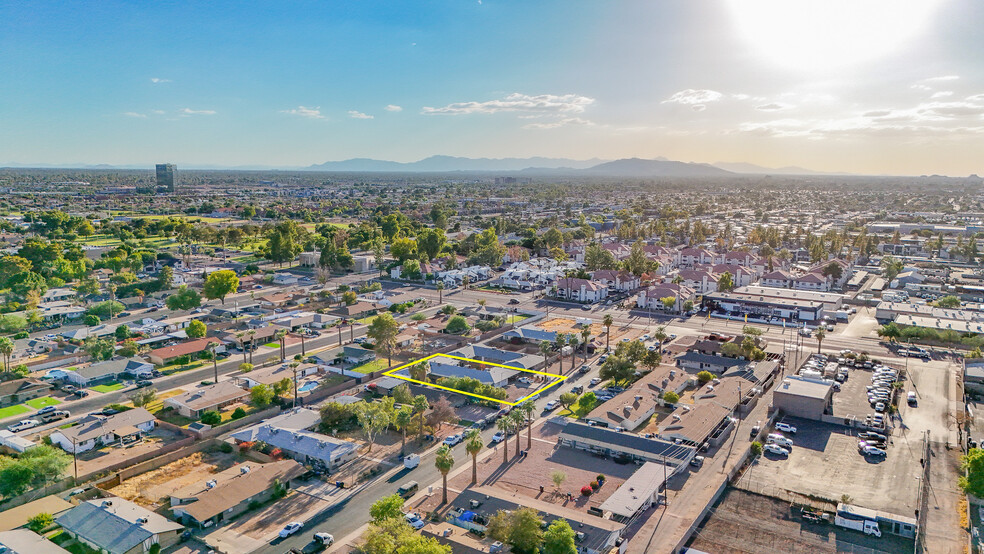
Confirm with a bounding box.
[1,0,982,175]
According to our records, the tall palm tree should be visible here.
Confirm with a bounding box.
[509,410,525,457]
[236,332,247,364]
[465,428,483,484]
[519,399,536,450]
[289,361,300,407]
[436,282,444,304]
[435,444,455,504]
[603,314,614,352]
[0,337,13,373]
[653,325,667,350]
[496,417,513,464]
[580,326,591,364]
[413,395,429,438]
[815,326,826,354]
[554,334,567,375]
[206,342,219,384]
[568,335,580,374]
[275,329,288,361]
[395,406,414,455]
[246,330,256,365]
[539,341,552,374]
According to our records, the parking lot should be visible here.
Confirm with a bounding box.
[741,417,923,516]
[825,358,904,429]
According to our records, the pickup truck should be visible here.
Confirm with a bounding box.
[39,410,70,423]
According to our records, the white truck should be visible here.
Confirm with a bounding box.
[403,454,420,470]
[835,514,882,537]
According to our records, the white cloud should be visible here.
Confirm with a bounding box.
[755,103,792,111]
[151,109,165,115]
[422,93,595,115]
[180,108,216,115]
[923,75,960,82]
[122,112,147,118]
[931,91,954,99]
[348,110,374,120]
[662,89,723,106]
[150,77,171,84]
[384,104,403,112]
[523,117,593,130]
[280,106,325,120]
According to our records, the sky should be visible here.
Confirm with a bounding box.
[1,0,982,175]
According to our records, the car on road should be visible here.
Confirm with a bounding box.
[544,400,559,411]
[775,422,797,434]
[491,431,505,444]
[313,533,334,547]
[7,419,39,432]
[689,455,705,468]
[279,522,304,538]
[443,434,463,446]
[39,410,70,423]
[589,378,602,386]
[578,365,590,374]
[570,385,584,394]
[580,305,591,311]
[135,380,154,388]
[907,391,917,406]
[763,444,790,457]
[508,298,520,305]
[404,512,426,530]
[36,406,58,415]
[798,328,812,337]
[72,390,89,398]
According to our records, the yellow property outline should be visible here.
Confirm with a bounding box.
[382,353,568,406]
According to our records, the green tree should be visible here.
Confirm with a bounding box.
[663,391,680,404]
[599,354,634,385]
[445,315,470,334]
[584,243,617,270]
[165,285,202,311]
[27,512,54,533]
[367,312,400,367]
[576,391,597,417]
[815,326,826,354]
[750,441,763,457]
[603,314,614,352]
[960,448,984,498]
[203,270,239,304]
[558,392,578,413]
[342,290,358,305]
[543,519,577,554]
[623,240,655,277]
[118,338,140,357]
[697,370,714,384]
[114,324,131,341]
[660,296,677,312]
[465,428,483,484]
[129,387,157,407]
[395,405,414,454]
[934,295,962,309]
[551,470,566,490]
[877,322,902,342]
[717,271,735,292]
[199,411,221,425]
[413,394,429,438]
[250,384,275,407]
[186,319,207,339]
[84,337,115,361]
[0,337,13,372]
[273,377,293,397]
[417,228,447,262]
[508,507,545,554]
[435,444,455,504]
[353,398,396,453]
[881,255,904,281]
[468,227,506,267]
[390,237,418,262]
[369,494,406,524]
[266,220,303,266]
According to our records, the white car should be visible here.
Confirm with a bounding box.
[405,512,426,530]
[313,533,334,546]
[443,434,463,446]
[544,400,559,411]
[861,445,887,457]
[589,377,602,386]
[763,443,790,457]
[491,431,505,443]
[7,419,39,432]
[279,522,304,538]
[775,422,797,434]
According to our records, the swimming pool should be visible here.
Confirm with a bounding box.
[298,381,318,392]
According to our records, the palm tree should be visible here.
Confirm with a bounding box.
[815,326,826,354]
[413,395,429,438]
[289,361,300,407]
[568,335,580,374]
[236,332,247,364]
[539,341,552,374]
[603,314,614,352]
[580,326,591,364]
[435,444,455,504]
[509,410,525,457]
[275,329,288,361]
[465,428,483,484]
[496,417,513,464]
[395,406,414,455]
[246,330,256,365]
[653,325,667,350]
[0,337,13,373]
[519,399,536,450]
[206,342,219,384]
[436,281,444,304]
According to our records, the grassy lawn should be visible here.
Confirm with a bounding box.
[264,342,280,348]
[48,530,99,554]
[91,382,124,393]
[24,396,61,409]
[356,314,379,325]
[159,360,210,375]
[0,404,30,419]
[219,404,258,423]
[506,314,531,324]
[350,359,388,374]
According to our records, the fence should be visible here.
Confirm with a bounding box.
[195,406,281,439]
[0,476,75,511]
[92,438,223,487]
[914,431,932,554]
[78,433,197,483]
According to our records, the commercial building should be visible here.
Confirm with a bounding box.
[156,163,176,192]
[704,290,824,323]
[772,376,834,420]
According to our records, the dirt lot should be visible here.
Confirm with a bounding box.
[687,487,913,554]
[740,417,923,516]
[109,450,240,507]
[73,426,189,477]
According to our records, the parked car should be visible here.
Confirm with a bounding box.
[544,400,560,411]
[775,422,797,434]
[517,377,532,385]
[279,522,304,538]
[491,431,505,444]
[907,391,917,406]
[312,533,334,547]
[589,378,602,386]
[404,512,426,530]
[508,298,520,305]
[7,419,39,432]
[72,390,89,398]
[861,445,887,457]
[135,380,153,388]
[570,385,584,394]
[578,365,590,374]
[763,444,790,457]
[36,406,58,415]
[689,455,705,468]
[443,434,463,446]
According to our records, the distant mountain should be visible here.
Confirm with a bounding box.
[306,155,608,172]
[580,158,734,178]
[712,161,841,175]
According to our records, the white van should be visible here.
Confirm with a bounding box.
[767,436,794,448]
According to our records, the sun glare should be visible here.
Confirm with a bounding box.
[726,0,942,72]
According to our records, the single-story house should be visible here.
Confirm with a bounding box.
[229,407,320,442]
[171,460,306,528]
[0,494,73,532]
[0,529,72,554]
[235,362,319,389]
[62,358,155,387]
[56,498,183,554]
[425,361,516,388]
[164,381,250,419]
[230,424,358,470]
[49,408,156,453]
[147,337,225,366]
[340,345,375,365]
[0,378,53,407]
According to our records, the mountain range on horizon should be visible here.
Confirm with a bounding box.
[2,155,964,177]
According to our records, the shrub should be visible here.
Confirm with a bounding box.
[13,331,28,339]
[219,442,234,453]
[200,411,221,425]
[231,407,247,420]
[27,512,54,533]
[662,391,680,404]
[596,474,605,482]
[590,480,600,490]
[580,486,592,496]
[240,363,254,372]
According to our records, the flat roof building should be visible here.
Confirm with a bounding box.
[156,163,176,192]
[773,376,834,420]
